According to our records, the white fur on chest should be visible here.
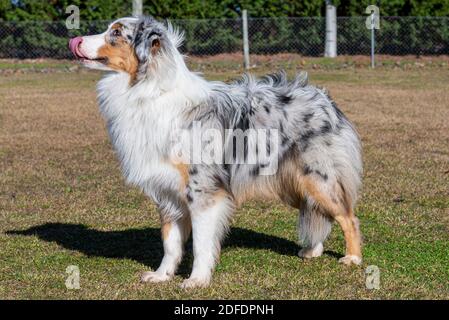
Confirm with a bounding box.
[97,73,183,186]
[95,68,211,189]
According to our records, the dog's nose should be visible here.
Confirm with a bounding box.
[69,37,85,58]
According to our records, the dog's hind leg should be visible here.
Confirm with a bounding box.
[141,214,191,283]
[298,200,332,259]
[301,177,362,265]
[181,189,235,289]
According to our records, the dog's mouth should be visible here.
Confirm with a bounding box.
[79,57,111,71]
[81,57,108,65]
[69,37,109,68]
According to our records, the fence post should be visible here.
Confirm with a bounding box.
[370,12,375,68]
[324,2,337,58]
[242,9,250,70]
[132,0,143,16]
[365,5,380,68]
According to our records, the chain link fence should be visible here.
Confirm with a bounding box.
[1,17,448,59]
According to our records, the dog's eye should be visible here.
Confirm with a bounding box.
[112,29,121,37]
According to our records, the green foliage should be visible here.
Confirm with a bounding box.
[177,19,242,54]
[336,0,413,17]
[1,17,449,58]
[0,0,13,20]
[247,17,324,55]
[0,20,109,58]
[1,0,449,21]
[1,0,58,20]
[0,1,448,58]
[335,0,449,17]
[0,0,130,21]
[411,0,449,16]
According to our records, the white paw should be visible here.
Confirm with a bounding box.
[338,255,362,266]
[180,277,211,289]
[299,242,324,259]
[140,271,172,283]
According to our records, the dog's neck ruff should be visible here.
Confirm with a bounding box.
[97,54,209,111]
[96,56,209,187]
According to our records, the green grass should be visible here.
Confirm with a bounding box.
[0,58,448,299]
[0,60,74,70]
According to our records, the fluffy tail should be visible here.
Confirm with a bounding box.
[298,201,333,250]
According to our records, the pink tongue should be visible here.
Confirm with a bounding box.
[68,37,85,59]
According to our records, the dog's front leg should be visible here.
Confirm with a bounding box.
[141,214,191,283]
[181,190,234,289]
[141,178,192,284]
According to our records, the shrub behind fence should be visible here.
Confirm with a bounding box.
[0,17,448,59]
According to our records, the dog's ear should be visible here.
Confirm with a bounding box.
[147,32,161,54]
[134,18,163,62]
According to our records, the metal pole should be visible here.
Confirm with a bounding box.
[371,13,375,68]
[324,3,337,58]
[242,9,250,70]
[132,0,143,16]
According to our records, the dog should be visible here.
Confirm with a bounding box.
[69,16,363,289]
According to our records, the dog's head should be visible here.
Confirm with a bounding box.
[69,16,183,82]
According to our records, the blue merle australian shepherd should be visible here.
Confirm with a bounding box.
[69,16,363,288]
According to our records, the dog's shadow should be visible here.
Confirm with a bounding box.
[6,223,342,275]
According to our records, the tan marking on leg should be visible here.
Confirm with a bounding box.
[161,216,191,242]
[301,177,346,216]
[173,163,189,188]
[334,215,362,258]
[302,176,362,260]
[166,161,189,192]
[161,222,172,241]
[213,189,229,202]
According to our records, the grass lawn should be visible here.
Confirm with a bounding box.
[0,57,448,299]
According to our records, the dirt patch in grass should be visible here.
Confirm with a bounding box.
[0,60,448,299]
